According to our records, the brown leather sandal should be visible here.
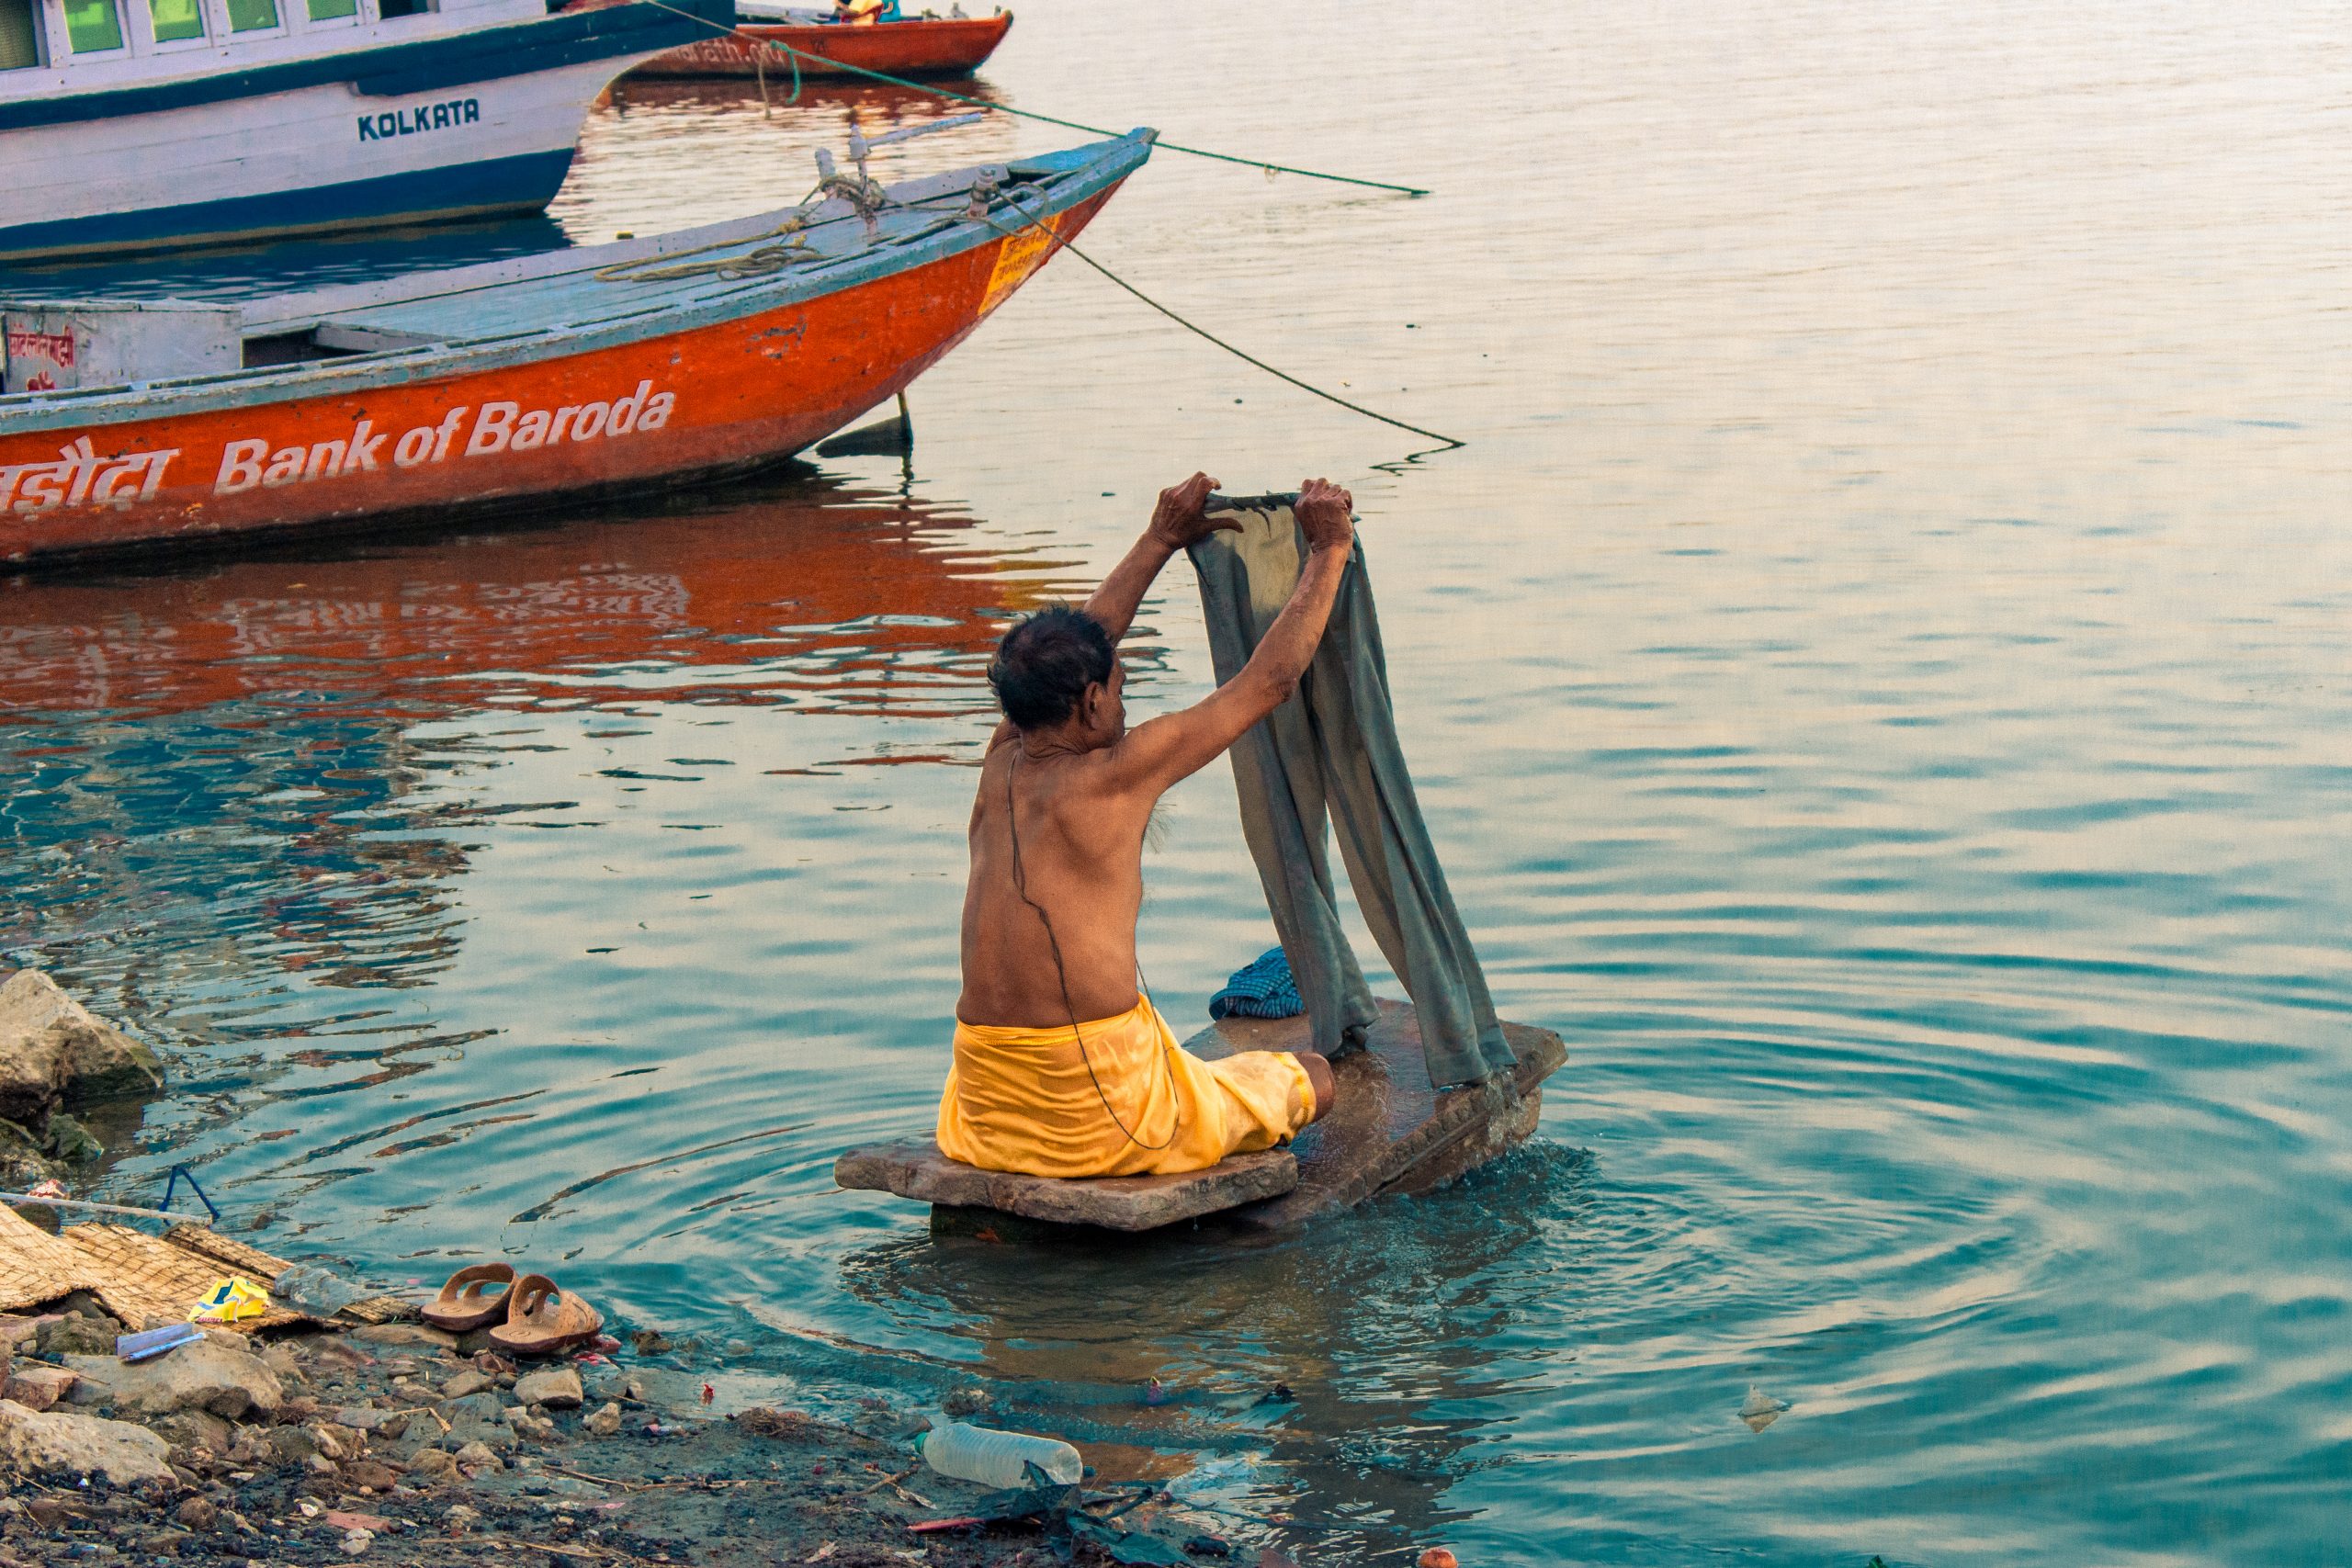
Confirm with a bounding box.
[420,1263,517,1332]
[486,1273,604,1359]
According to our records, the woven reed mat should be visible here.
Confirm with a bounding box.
[0,1202,101,1314]
[0,1206,413,1331]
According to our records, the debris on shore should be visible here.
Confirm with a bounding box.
[0,1299,1251,1566]
[0,976,1307,1566]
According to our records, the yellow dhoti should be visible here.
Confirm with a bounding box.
[936,996,1316,1179]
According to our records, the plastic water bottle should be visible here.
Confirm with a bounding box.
[919,1418,1083,1488]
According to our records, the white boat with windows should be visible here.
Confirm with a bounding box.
[0,0,728,262]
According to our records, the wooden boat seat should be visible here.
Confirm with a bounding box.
[833,999,1567,1234]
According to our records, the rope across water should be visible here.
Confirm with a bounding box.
[631,0,1430,197]
[600,11,1464,447]
[975,193,1463,448]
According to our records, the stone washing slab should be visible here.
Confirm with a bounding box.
[1184,1000,1567,1230]
[834,999,1566,1235]
[833,1139,1297,1233]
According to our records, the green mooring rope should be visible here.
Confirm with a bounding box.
[635,0,1430,197]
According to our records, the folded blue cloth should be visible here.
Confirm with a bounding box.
[1209,946,1305,1021]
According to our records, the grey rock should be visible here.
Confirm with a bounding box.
[582,1402,621,1438]
[35,1316,116,1359]
[0,1396,175,1484]
[437,1392,514,1451]
[0,1118,61,1186]
[152,1409,234,1456]
[349,1324,458,1352]
[512,1366,582,1411]
[834,1137,1298,1231]
[267,1426,321,1465]
[440,1370,492,1399]
[0,971,164,1123]
[306,1422,360,1461]
[454,1327,503,1358]
[452,1440,502,1471]
[62,1335,283,1421]
[410,1447,458,1483]
[40,1113,102,1164]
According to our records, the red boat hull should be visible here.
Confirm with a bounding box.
[632,13,1012,79]
[0,186,1109,565]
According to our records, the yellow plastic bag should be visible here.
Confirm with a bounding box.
[188,1276,269,1325]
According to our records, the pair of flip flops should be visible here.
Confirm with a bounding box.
[420,1263,603,1358]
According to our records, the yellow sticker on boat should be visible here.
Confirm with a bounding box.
[980,218,1060,316]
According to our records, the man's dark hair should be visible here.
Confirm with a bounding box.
[989,605,1114,730]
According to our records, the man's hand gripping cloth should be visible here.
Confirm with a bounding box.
[936,996,1315,1179]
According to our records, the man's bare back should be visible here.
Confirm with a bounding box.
[955,472,1357,1119]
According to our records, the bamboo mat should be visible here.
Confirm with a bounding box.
[0,1204,410,1331]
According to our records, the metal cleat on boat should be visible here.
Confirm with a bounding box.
[813,148,888,238]
[819,113,989,237]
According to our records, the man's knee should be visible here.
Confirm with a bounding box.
[1295,1050,1337,1122]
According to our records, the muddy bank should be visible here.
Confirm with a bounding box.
[0,1308,1260,1567]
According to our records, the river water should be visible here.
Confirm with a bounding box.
[6,2,2351,1562]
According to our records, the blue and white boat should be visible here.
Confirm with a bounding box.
[0,0,729,262]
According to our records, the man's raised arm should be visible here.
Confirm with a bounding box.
[985,472,1239,754]
[1107,478,1356,794]
[1079,471,1238,643]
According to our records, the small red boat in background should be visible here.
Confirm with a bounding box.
[632,5,1013,82]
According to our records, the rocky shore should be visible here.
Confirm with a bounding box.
[0,973,1284,1567]
[1,1304,1244,1567]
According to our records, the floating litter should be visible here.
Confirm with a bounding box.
[1739,1384,1791,1433]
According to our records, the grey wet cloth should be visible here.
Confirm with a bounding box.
[1188,502,1515,1088]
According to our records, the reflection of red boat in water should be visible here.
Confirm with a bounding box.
[631,5,1013,81]
[0,470,1057,720]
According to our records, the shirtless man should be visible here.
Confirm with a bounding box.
[933,473,1355,1179]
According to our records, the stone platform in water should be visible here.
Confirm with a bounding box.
[832,999,1566,1234]
[832,1139,1297,1232]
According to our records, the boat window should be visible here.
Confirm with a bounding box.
[377,0,432,15]
[224,0,279,27]
[306,0,358,17]
[62,0,126,51]
[0,0,42,69]
[148,0,204,40]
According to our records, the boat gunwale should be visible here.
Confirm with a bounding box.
[0,130,1150,437]
[0,0,731,131]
